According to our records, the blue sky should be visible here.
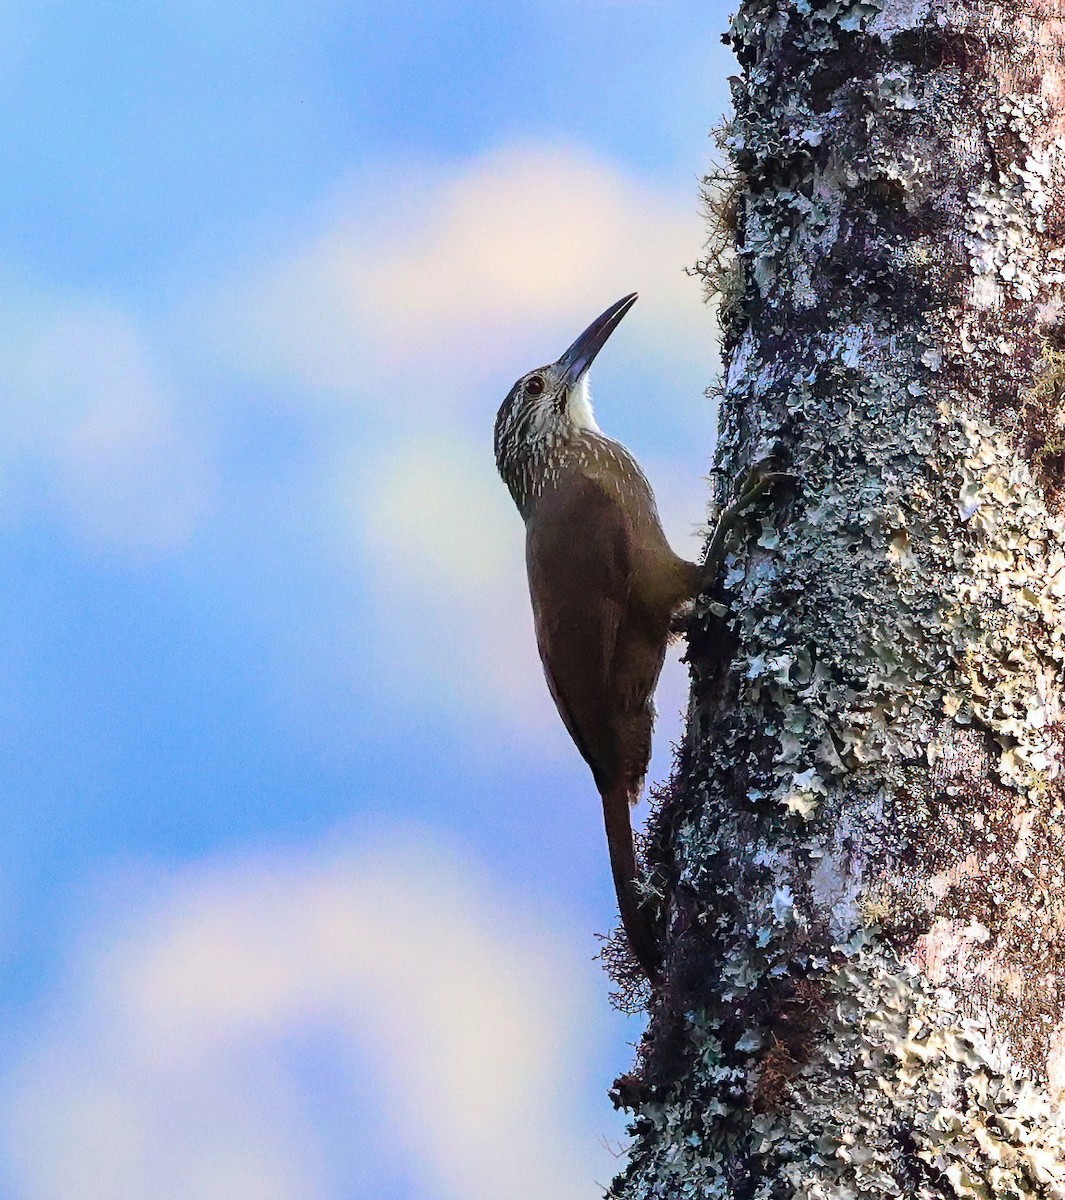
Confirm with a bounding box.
[0,3,735,1196]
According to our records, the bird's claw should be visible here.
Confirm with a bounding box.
[669,599,696,639]
[700,465,795,588]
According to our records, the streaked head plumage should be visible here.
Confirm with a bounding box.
[494,293,637,514]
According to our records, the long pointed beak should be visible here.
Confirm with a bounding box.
[556,293,638,386]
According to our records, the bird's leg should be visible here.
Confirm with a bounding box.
[699,467,792,592]
[668,598,696,639]
[669,469,791,639]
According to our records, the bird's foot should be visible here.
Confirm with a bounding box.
[669,598,696,640]
[700,465,794,589]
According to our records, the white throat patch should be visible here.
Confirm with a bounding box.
[566,376,601,433]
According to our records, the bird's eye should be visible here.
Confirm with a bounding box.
[526,375,545,396]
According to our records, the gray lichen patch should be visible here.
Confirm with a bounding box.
[778,943,1065,1200]
[616,938,1065,1199]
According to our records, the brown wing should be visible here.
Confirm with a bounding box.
[525,472,642,794]
[527,471,665,977]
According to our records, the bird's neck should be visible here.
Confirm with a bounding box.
[565,376,601,435]
[500,427,629,520]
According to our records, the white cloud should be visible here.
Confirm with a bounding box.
[203,141,718,736]
[339,432,559,732]
[331,432,708,741]
[0,297,210,554]
[0,141,715,744]
[358,436,516,597]
[2,835,623,1200]
[208,141,714,410]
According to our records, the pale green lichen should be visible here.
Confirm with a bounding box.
[620,939,1065,1199]
[769,941,1065,1200]
[966,98,1064,309]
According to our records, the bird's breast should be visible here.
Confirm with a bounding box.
[554,441,698,619]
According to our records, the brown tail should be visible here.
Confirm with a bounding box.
[601,784,661,981]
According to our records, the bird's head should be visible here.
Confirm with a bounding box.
[494,293,637,511]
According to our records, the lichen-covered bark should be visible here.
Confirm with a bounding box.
[612,2,1065,1197]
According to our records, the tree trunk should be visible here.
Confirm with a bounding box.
[612,1,1065,1196]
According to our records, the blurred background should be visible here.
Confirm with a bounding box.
[0,2,736,1196]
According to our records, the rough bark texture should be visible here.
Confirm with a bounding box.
[612,2,1065,1197]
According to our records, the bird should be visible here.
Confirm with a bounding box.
[494,293,701,980]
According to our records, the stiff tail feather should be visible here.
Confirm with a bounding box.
[601,784,661,980]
